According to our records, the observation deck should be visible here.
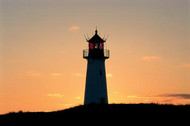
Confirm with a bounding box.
[83,49,110,59]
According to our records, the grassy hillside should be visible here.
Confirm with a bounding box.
[0,104,189,124]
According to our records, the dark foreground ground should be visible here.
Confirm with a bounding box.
[0,104,190,124]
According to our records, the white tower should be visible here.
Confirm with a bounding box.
[83,30,110,105]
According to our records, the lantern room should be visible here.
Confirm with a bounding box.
[87,30,105,50]
[83,30,109,59]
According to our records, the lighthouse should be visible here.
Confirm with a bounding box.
[83,29,110,105]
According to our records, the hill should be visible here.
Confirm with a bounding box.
[0,104,190,124]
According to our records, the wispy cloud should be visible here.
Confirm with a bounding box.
[127,95,139,98]
[181,63,190,68]
[51,73,63,77]
[47,93,64,98]
[112,91,118,95]
[75,96,82,100]
[141,56,161,61]
[113,94,190,104]
[25,71,42,77]
[126,95,150,99]
[159,94,190,99]
[107,73,113,77]
[68,25,80,31]
[72,73,84,77]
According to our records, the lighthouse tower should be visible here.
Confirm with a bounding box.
[83,29,110,105]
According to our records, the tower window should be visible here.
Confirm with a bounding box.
[100,43,103,49]
[100,70,102,76]
[89,43,94,49]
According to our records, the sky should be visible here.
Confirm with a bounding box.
[0,0,190,114]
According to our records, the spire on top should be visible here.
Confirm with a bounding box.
[95,26,98,35]
[86,28,105,43]
[95,29,98,35]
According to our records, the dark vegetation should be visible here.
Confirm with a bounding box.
[0,103,189,124]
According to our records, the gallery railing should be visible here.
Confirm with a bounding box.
[83,49,110,59]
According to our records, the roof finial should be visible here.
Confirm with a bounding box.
[95,26,98,35]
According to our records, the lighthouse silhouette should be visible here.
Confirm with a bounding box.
[83,29,110,105]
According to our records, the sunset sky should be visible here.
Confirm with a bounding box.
[0,0,190,114]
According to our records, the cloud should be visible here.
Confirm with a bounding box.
[25,71,42,77]
[47,93,64,98]
[126,95,149,99]
[112,91,118,95]
[181,63,190,67]
[68,25,80,31]
[141,56,161,61]
[159,94,190,99]
[122,94,190,104]
[51,73,63,77]
[72,73,84,77]
[127,95,139,98]
[75,96,82,100]
[106,73,113,77]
